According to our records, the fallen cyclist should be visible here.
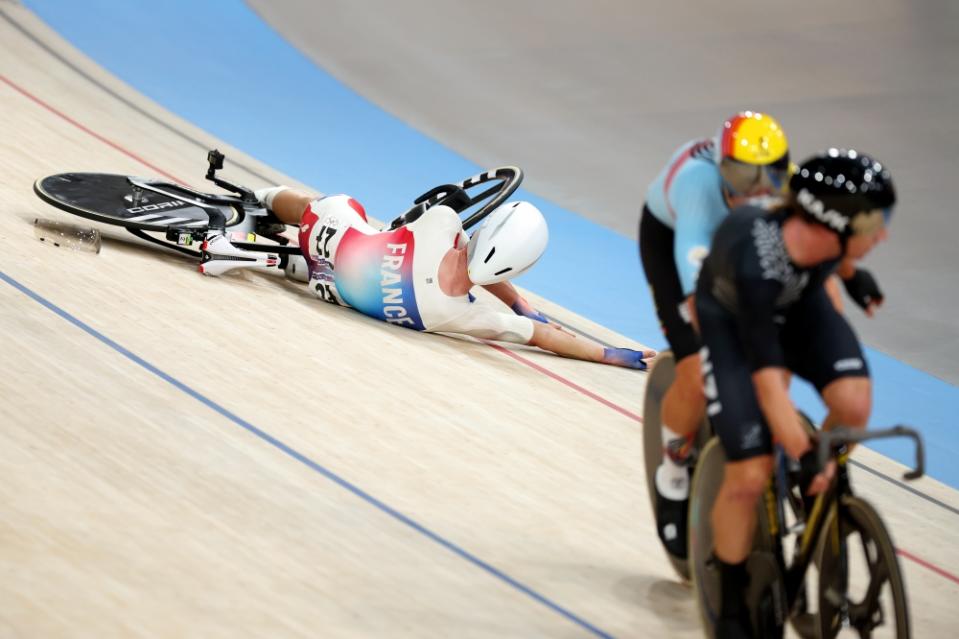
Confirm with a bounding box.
[201,184,654,369]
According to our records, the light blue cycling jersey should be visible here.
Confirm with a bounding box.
[645,138,728,296]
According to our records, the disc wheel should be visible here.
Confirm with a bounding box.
[34,173,240,232]
[689,438,726,638]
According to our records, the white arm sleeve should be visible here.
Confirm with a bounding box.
[429,303,535,344]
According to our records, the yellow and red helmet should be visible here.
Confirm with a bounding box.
[717,111,792,195]
[719,111,788,165]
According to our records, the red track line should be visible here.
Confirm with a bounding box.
[897,548,959,586]
[484,342,643,423]
[0,73,184,184]
[10,69,959,591]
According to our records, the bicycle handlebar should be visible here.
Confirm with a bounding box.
[817,425,925,481]
[205,149,257,203]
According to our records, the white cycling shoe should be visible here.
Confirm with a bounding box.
[199,233,279,276]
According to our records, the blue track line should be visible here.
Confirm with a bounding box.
[0,269,615,639]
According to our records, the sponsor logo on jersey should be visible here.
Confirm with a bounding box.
[751,217,810,306]
[741,423,764,450]
[700,346,723,418]
[334,226,425,331]
[834,357,864,372]
[381,243,416,326]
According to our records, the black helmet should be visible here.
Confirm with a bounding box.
[790,149,896,238]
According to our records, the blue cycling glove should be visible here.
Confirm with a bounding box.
[602,347,649,370]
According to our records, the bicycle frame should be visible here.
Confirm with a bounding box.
[763,425,923,621]
[127,178,250,233]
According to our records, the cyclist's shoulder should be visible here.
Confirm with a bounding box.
[707,208,781,270]
[668,143,722,199]
[671,139,718,174]
[718,204,779,238]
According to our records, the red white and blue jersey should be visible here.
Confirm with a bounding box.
[298,195,534,344]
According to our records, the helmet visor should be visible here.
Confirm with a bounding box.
[764,154,792,192]
[721,153,791,196]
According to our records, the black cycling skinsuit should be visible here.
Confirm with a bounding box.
[639,206,702,360]
[695,206,869,461]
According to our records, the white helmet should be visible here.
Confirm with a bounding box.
[466,201,548,285]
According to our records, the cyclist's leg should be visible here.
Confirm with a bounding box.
[699,299,774,636]
[712,455,773,638]
[253,187,316,224]
[273,190,314,224]
[663,354,705,442]
[821,376,871,431]
[782,286,872,432]
[640,206,703,558]
[640,206,703,451]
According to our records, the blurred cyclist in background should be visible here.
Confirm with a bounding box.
[639,112,792,559]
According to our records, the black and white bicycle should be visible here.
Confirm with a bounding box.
[33,149,524,264]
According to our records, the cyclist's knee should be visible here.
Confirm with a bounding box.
[822,376,872,428]
[721,456,773,501]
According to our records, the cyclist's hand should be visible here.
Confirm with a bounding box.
[805,460,837,496]
[602,347,657,370]
[842,268,884,317]
[798,446,837,496]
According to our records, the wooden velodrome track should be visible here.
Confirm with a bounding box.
[1,5,957,638]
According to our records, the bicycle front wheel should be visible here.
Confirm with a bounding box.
[816,495,910,638]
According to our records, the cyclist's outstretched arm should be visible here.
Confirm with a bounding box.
[528,321,654,369]
[449,305,653,369]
